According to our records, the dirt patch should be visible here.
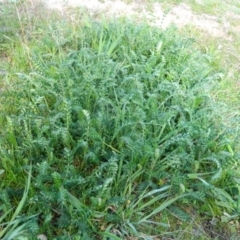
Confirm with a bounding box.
[151,3,228,37]
[40,0,237,39]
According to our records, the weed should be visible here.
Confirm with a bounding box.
[0,1,239,239]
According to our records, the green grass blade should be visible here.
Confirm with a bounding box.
[138,194,188,224]
[65,189,87,212]
[137,192,169,212]
[142,185,171,199]
[0,209,12,223]
[2,221,27,240]
[0,167,31,238]
[101,231,123,240]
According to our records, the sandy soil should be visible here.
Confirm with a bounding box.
[39,0,239,40]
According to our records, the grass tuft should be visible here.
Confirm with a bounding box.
[0,1,240,239]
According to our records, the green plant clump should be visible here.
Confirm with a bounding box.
[0,4,240,239]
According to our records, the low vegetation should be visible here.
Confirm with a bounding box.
[0,1,240,239]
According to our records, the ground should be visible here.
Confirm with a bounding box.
[40,0,240,40]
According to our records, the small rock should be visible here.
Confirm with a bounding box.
[37,234,48,240]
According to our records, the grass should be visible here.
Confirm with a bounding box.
[0,0,240,239]
[0,167,36,240]
[143,0,240,16]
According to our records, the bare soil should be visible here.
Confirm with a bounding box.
[40,0,240,40]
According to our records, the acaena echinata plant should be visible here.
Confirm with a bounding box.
[1,8,240,238]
